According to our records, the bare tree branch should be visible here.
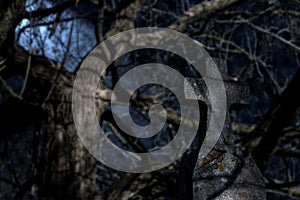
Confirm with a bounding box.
[168,0,242,32]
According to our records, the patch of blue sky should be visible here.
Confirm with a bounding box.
[16,0,97,72]
[25,0,54,12]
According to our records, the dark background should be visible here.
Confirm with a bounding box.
[0,0,300,199]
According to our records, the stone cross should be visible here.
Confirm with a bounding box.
[182,58,266,199]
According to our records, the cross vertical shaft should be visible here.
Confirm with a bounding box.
[183,58,266,200]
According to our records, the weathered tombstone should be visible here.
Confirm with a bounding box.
[182,58,266,199]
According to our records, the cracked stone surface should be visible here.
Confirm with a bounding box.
[185,58,266,200]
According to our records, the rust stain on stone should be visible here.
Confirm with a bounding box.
[218,164,225,172]
[201,150,223,166]
[237,192,248,199]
